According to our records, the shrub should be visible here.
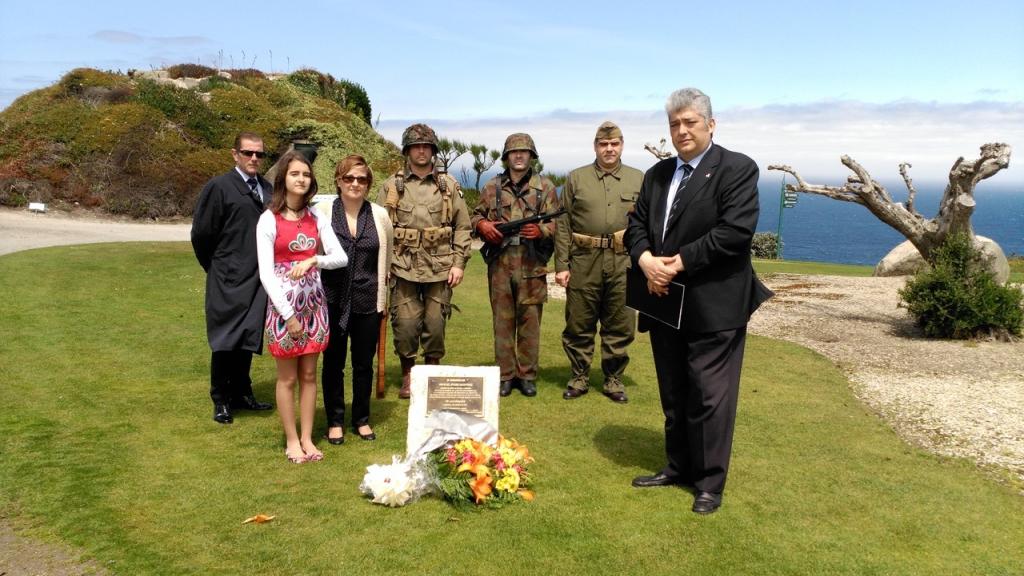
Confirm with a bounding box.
[195,75,232,92]
[899,233,1024,340]
[752,231,780,259]
[206,84,282,151]
[223,68,266,81]
[133,79,222,146]
[285,69,372,124]
[336,79,371,124]
[166,63,217,79]
[58,68,128,96]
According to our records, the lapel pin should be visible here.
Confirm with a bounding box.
[705,173,711,178]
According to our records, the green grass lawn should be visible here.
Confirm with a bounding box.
[754,259,874,277]
[1,243,1022,575]
[1010,256,1024,283]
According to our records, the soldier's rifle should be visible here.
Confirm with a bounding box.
[479,208,566,263]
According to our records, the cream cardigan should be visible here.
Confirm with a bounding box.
[319,197,394,312]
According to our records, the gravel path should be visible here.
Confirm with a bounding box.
[0,207,190,256]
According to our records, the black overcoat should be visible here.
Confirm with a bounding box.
[190,170,270,352]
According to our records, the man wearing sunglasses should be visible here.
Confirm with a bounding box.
[191,131,275,424]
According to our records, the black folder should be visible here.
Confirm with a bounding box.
[625,266,685,329]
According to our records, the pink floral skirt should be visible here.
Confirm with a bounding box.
[265,261,330,358]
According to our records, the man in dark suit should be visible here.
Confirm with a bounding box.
[191,131,274,424]
[625,88,772,514]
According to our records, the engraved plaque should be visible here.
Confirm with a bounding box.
[406,365,500,454]
[426,376,484,416]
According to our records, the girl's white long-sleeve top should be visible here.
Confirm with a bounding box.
[256,208,348,321]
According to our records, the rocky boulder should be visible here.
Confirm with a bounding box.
[874,236,1010,284]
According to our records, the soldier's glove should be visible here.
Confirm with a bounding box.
[476,220,504,244]
[519,223,542,240]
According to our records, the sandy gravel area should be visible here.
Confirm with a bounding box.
[748,273,1024,485]
[0,207,190,256]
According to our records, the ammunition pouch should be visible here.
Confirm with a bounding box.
[394,227,421,248]
[421,226,453,250]
[394,226,453,253]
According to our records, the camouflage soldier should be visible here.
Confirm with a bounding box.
[472,133,560,398]
[554,122,643,403]
[378,123,472,399]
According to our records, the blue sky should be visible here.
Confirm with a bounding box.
[1,0,1022,184]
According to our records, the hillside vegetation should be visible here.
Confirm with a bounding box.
[0,67,402,218]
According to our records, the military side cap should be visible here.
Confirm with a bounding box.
[594,121,622,141]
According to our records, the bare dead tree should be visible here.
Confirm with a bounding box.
[644,138,673,160]
[768,143,1011,263]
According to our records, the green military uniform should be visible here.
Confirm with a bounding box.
[554,130,642,395]
[472,168,560,388]
[378,168,471,363]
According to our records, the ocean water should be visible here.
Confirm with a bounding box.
[756,181,1024,265]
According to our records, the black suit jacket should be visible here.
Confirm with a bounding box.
[191,170,271,351]
[625,143,772,333]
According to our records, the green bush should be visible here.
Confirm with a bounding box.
[899,233,1024,339]
[133,79,222,146]
[285,69,372,124]
[166,63,217,79]
[336,78,371,124]
[752,231,780,259]
[58,68,129,96]
[223,68,266,81]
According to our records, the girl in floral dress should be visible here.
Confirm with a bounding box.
[257,151,348,463]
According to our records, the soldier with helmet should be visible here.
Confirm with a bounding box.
[377,123,472,399]
[472,133,561,398]
[555,121,643,404]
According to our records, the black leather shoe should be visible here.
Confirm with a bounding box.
[213,404,233,424]
[603,390,628,404]
[353,426,377,441]
[324,429,345,445]
[231,395,273,411]
[519,380,537,397]
[563,387,588,400]
[631,472,683,488]
[692,491,722,514]
[499,380,515,397]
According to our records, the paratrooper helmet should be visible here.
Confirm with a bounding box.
[401,123,439,155]
[501,132,538,160]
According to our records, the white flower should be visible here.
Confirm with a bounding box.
[360,458,415,507]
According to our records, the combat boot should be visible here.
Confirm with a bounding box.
[398,357,416,399]
[519,379,537,397]
[424,356,441,365]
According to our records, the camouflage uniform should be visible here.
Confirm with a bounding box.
[377,125,472,394]
[555,122,642,396]
[471,134,560,391]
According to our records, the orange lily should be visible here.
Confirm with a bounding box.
[470,471,493,503]
[518,489,535,502]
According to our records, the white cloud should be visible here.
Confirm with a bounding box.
[382,100,1023,185]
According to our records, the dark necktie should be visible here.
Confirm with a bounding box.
[667,163,694,221]
[246,177,262,204]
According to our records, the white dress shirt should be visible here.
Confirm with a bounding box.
[662,144,711,237]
